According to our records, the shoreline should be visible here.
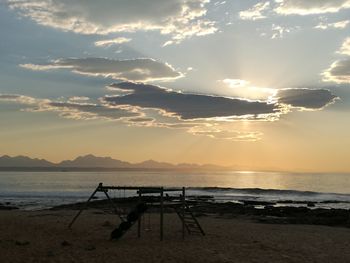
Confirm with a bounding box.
[2,185,350,211]
[2,195,350,228]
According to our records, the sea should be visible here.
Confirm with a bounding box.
[1,171,350,210]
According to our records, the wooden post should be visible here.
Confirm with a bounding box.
[160,187,164,241]
[68,183,101,228]
[138,190,142,238]
[182,187,186,240]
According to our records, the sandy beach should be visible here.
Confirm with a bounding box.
[1,208,350,263]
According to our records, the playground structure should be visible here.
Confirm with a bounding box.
[68,183,205,241]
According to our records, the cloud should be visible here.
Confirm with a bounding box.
[20,58,183,82]
[239,2,270,20]
[188,126,263,141]
[220,78,276,101]
[94,37,132,47]
[0,93,265,141]
[0,86,338,142]
[271,24,297,39]
[0,94,140,121]
[221,79,250,88]
[323,58,350,84]
[274,0,350,15]
[220,79,337,110]
[277,88,338,110]
[68,96,90,102]
[315,20,350,30]
[0,94,41,105]
[322,37,350,83]
[6,0,217,45]
[338,37,350,55]
[36,101,140,120]
[103,82,278,120]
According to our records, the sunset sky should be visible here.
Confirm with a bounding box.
[0,0,350,172]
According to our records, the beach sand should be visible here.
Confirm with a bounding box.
[1,209,350,263]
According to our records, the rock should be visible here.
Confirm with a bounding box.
[61,240,71,247]
[47,250,54,257]
[307,202,316,207]
[241,200,276,206]
[0,204,19,210]
[15,240,30,246]
[85,244,96,251]
[102,221,112,227]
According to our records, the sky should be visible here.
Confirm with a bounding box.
[0,0,350,172]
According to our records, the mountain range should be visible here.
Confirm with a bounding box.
[0,154,228,170]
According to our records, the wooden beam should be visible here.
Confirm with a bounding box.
[182,187,186,240]
[138,191,142,238]
[68,183,100,228]
[160,187,164,241]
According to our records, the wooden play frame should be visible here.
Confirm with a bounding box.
[68,183,205,241]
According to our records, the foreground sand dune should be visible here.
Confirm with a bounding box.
[1,209,350,263]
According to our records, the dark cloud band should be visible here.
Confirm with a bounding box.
[104,82,278,120]
[277,88,338,109]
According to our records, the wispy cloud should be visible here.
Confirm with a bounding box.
[338,37,350,55]
[270,24,299,39]
[274,0,350,15]
[239,2,270,21]
[0,94,141,121]
[20,58,183,82]
[188,125,263,141]
[68,96,90,102]
[315,20,349,30]
[221,79,250,88]
[241,0,350,21]
[323,37,350,84]
[323,59,350,84]
[94,37,132,47]
[6,0,217,45]
[0,94,42,105]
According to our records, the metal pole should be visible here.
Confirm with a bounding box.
[160,187,164,241]
[138,190,142,238]
[182,187,186,240]
[68,183,101,228]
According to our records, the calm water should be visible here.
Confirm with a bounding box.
[1,171,350,210]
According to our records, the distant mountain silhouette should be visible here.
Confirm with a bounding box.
[0,154,227,170]
[0,155,54,167]
[58,154,132,168]
[133,159,176,169]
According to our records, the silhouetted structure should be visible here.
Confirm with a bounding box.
[68,183,205,241]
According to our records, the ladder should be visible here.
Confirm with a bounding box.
[176,204,205,236]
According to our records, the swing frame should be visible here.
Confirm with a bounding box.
[68,183,187,241]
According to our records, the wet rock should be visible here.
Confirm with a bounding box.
[0,204,19,210]
[241,200,276,206]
